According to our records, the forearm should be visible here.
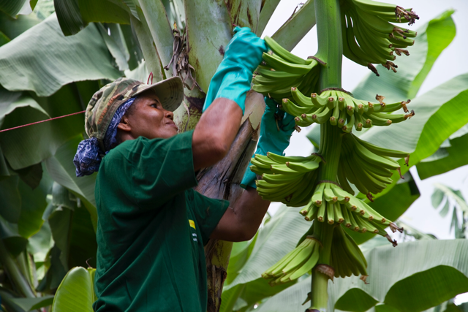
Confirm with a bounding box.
[211,187,270,242]
[192,98,243,171]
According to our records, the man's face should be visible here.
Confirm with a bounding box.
[119,90,179,140]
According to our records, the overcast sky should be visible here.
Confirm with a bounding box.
[262,0,468,240]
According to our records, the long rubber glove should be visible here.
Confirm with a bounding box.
[241,97,296,189]
[202,27,267,114]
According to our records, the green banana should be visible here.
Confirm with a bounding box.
[289,243,320,280]
[264,36,312,65]
[291,87,314,108]
[335,203,345,224]
[281,98,317,116]
[311,92,330,108]
[317,200,327,222]
[262,52,315,75]
[255,67,302,79]
[286,158,321,172]
[350,134,409,160]
[312,183,326,206]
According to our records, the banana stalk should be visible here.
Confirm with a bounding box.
[307,0,344,310]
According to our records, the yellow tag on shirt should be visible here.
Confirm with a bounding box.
[189,220,196,229]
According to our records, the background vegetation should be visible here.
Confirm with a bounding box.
[0,0,467,311]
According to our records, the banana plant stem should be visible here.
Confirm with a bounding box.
[315,0,343,89]
[312,0,344,310]
[311,269,329,311]
[318,123,342,182]
[309,222,335,311]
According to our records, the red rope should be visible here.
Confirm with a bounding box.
[0,110,85,133]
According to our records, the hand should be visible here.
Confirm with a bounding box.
[240,97,295,189]
[256,97,296,156]
[223,26,268,73]
[203,27,267,114]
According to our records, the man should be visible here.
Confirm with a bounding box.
[74,27,295,311]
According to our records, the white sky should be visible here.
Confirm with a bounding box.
[262,0,468,239]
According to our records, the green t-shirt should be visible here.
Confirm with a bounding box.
[93,131,229,312]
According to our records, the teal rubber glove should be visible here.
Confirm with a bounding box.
[203,27,267,114]
[241,97,296,189]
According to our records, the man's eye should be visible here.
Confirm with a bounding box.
[151,103,159,108]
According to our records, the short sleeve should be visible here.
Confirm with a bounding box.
[186,189,229,245]
[101,130,198,209]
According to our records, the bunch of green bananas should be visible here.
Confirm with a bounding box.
[338,133,409,197]
[250,152,323,206]
[330,225,368,278]
[252,36,321,102]
[262,235,321,286]
[283,89,415,131]
[340,0,419,74]
[302,182,402,243]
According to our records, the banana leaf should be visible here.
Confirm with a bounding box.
[130,11,164,81]
[0,86,83,170]
[254,240,468,312]
[0,14,120,97]
[352,10,456,103]
[0,216,28,257]
[44,135,97,230]
[37,245,68,292]
[417,130,468,180]
[137,0,174,77]
[221,207,311,312]
[51,266,96,312]
[54,0,131,36]
[0,175,21,223]
[17,166,52,238]
[97,23,129,71]
[0,293,54,312]
[0,10,41,39]
[0,0,29,17]
[48,202,97,270]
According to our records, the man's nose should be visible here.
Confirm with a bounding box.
[166,110,174,120]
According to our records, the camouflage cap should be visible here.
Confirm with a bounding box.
[85,76,184,149]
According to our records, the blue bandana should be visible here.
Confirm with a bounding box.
[73,98,136,177]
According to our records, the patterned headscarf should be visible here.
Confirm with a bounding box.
[73,98,135,177]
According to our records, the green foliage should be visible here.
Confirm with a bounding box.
[431,183,468,239]
[417,126,468,179]
[51,267,96,312]
[54,0,131,36]
[0,14,120,97]
[253,240,468,312]
[0,1,467,312]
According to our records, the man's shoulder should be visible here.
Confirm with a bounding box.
[105,137,154,159]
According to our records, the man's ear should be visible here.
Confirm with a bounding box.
[117,115,132,132]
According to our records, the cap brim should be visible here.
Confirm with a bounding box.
[133,76,184,112]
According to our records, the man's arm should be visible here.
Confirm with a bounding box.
[191,27,266,171]
[210,187,270,242]
[192,98,243,171]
